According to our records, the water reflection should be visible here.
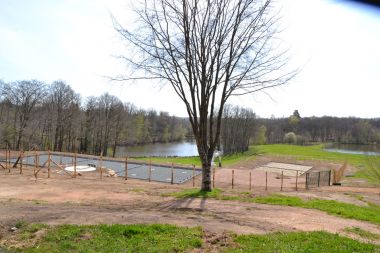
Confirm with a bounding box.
[324,143,380,156]
[115,141,198,157]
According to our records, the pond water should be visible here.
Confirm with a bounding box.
[324,143,380,156]
[115,141,198,157]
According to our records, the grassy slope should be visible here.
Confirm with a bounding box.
[6,223,379,253]
[16,224,202,253]
[172,189,380,225]
[226,231,380,253]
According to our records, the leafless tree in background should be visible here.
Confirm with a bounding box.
[2,80,46,150]
[114,0,294,191]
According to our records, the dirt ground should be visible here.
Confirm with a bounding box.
[0,157,380,247]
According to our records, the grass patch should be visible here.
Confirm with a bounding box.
[226,231,380,253]
[13,224,202,253]
[344,227,380,241]
[172,189,380,225]
[254,195,380,225]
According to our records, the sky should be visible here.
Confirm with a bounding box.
[0,0,379,118]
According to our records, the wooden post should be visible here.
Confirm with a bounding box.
[232,169,234,189]
[192,164,195,188]
[171,162,174,184]
[295,170,299,191]
[249,171,252,191]
[328,170,332,186]
[47,150,51,178]
[212,167,215,188]
[305,173,309,189]
[5,148,8,172]
[265,171,268,191]
[281,170,284,191]
[100,154,103,179]
[317,171,321,187]
[34,150,38,175]
[8,149,11,173]
[148,158,152,182]
[125,157,128,180]
[73,152,77,178]
[20,151,23,174]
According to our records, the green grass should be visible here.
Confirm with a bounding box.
[254,194,380,225]
[226,231,380,253]
[15,224,202,253]
[344,227,380,241]
[172,189,380,225]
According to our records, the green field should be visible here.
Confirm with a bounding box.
[4,223,379,253]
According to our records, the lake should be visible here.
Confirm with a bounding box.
[115,141,198,157]
[324,143,380,156]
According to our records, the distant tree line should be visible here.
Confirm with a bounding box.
[259,110,380,145]
[0,79,191,156]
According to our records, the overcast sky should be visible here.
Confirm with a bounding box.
[0,0,379,118]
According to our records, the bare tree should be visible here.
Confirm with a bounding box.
[50,80,79,151]
[114,0,294,191]
[3,80,46,150]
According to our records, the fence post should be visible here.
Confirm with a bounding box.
[149,158,152,182]
[171,162,174,184]
[212,167,215,188]
[192,164,195,188]
[125,157,128,180]
[265,171,268,191]
[317,171,321,187]
[34,150,38,175]
[5,148,8,172]
[73,152,77,178]
[100,154,103,179]
[328,170,332,186]
[295,170,298,191]
[48,150,51,178]
[20,151,23,174]
[8,149,11,173]
[232,169,235,189]
[305,173,309,189]
[281,170,283,191]
[249,171,252,191]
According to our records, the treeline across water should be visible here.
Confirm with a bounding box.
[0,79,191,156]
[259,110,380,145]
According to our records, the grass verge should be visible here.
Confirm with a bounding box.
[172,189,380,225]
[226,231,380,253]
[7,223,202,253]
[344,227,380,241]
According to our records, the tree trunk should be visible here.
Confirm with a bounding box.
[201,161,212,191]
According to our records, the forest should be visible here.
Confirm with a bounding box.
[1,80,379,157]
[0,80,191,156]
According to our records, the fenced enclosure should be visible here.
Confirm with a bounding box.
[0,150,201,184]
[1,150,335,191]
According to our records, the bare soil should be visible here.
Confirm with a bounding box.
[0,158,380,247]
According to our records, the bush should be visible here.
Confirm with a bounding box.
[284,132,297,144]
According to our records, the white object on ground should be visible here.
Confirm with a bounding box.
[64,165,96,172]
